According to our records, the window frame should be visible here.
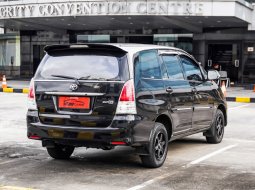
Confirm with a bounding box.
[179,54,205,82]
[159,53,186,81]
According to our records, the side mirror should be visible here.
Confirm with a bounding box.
[208,70,220,80]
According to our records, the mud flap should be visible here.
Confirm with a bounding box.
[133,121,158,155]
[132,121,156,146]
[203,125,215,137]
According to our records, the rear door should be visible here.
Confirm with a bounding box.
[159,53,193,134]
[134,50,168,118]
[180,55,214,130]
[34,48,129,128]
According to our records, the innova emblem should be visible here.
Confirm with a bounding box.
[70,84,78,91]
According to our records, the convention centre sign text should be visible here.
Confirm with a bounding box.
[0,1,204,18]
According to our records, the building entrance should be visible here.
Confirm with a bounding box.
[207,43,241,83]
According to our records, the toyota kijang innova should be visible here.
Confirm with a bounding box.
[27,44,227,168]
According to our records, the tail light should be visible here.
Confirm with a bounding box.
[27,78,37,110]
[116,79,137,115]
[111,141,126,145]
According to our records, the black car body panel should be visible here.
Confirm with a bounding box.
[35,81,125,128]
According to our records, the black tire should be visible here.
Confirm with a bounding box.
[206,109,225,144]
[47,145,74,159]
[140,123,168,168]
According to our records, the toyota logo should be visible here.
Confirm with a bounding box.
[70,84,78,91]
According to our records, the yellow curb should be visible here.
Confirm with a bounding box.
[2,88,14,93]
[0,186,38,190]
[22,88,29,94]
[236,97,250,103]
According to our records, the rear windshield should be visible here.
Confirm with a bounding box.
[35,49,129,81]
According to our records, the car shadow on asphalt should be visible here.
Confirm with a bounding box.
[39,137,208,169]
[0,137,208,170]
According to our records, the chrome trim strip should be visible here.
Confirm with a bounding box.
[45,92,105,96]
[158,50,179,55]
[172,108,193,111]
[34,79,125,83]
[141,77,164,80]
[194,106,212,110]
[39,114,71,119]
[53,110,93,116]
[173,128,190,134]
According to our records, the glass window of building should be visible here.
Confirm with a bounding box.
[154,34,193,53]
[77,35,110,43]
[0,34,20,77]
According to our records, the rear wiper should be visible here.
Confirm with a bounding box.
[51,74,81,85]
[80,77,108,81]
[51,74,119,82]
[79,76,120,81]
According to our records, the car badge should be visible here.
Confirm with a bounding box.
[70,84,78,91]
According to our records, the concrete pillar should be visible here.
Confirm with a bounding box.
[193,40,206,67]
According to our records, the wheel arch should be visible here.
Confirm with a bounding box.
[155,114,173,140]
[217,104,227,126]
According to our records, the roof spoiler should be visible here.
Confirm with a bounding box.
[44,44,127,53]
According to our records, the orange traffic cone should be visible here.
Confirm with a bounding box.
[221,81,227,97]
[2,75,7,88]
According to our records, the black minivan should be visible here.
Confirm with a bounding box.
[27,44,227,168]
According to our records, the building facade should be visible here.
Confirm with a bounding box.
[0,0,255,84]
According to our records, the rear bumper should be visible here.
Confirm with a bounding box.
[27,110,152,147]
[28,122,132,146]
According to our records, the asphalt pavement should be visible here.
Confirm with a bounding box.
[0,93,254,190]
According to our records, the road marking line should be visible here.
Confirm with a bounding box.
[0,186,38,190]
[228,104,249,110]
[0,159,19,165]
[127,172,177,190]
[185,144,238,166]
[225,138,255,143]
[127,144,238,190]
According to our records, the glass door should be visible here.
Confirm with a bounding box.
[207,43,240,83]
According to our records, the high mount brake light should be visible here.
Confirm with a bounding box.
[116,79,137,115]
[27,78,37,110]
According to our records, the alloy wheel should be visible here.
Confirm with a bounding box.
[154,132,167,161]
[216,115,224,138]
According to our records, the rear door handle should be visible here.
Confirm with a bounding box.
[166,87,173,94]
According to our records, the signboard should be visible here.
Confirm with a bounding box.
[247,47,254,52]
[0,1,204,19]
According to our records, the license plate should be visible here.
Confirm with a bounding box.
[58,96,90,109]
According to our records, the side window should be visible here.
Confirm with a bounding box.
[161,55,184,80]
[180,55,203,81]
[160,60,168,79]
[137,50,162,79]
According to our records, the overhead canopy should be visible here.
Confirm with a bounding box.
[0,0,253,32]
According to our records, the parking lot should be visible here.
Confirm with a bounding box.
[0,93,254,190]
